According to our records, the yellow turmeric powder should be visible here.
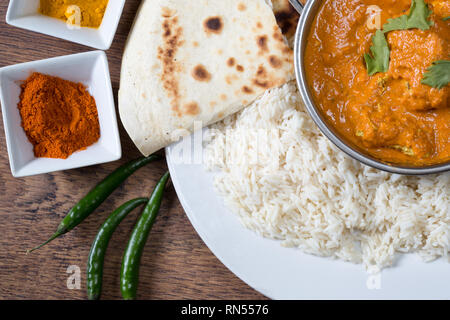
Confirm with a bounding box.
[39,0,109,28]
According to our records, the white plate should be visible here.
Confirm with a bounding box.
[0,51,121,177]
[166,134,450,300]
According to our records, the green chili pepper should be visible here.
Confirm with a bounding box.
[28,154,161,253]
[120,171,170,300]
[87,197,148,300]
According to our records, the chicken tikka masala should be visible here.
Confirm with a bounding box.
[305,0,449,166]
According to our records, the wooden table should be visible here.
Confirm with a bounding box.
[0,1,265,300]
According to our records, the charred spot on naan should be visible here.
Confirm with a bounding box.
[225,74,239,85]
[272,0,300,39]
[157,15,184,116]
[161,6,177,18]
[192,65,211,82]
[237,3,246,11]
[269,55,283,68]
[257,35,269,53]
[256,65,267,77]
[242,86,254,94]
[204,17,223,34]
[227,58,244,72]
[252,64,284,89]
[182,102,200,116]
[227,57,235,67]
[273,29,285,43]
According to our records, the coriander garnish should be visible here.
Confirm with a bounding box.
[364,0,435,76]
[421,60,450,89]
[364,30,390,75]
[383,0,433,32]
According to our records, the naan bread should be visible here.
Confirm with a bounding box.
[271,0,300,41]
[119,0,294,156]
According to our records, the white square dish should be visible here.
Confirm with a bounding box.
[6,0,126,50]
[0,51,122,178]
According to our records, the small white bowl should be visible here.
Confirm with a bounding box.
[0,51,122,178]
[6,0,126,50]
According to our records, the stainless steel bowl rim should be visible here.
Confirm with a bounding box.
[293,0,450,175]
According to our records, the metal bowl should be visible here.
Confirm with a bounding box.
[290,0,450,175]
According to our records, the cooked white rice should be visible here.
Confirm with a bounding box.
[204,81,450,270]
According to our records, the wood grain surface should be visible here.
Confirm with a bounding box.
[0,1,267,300]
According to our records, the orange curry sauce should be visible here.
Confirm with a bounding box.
[305,0,449,166]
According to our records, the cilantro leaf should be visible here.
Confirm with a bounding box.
[443,16,450,21]
[364,30,390,75]
[421,60,450,89]
[383,0,433,32]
